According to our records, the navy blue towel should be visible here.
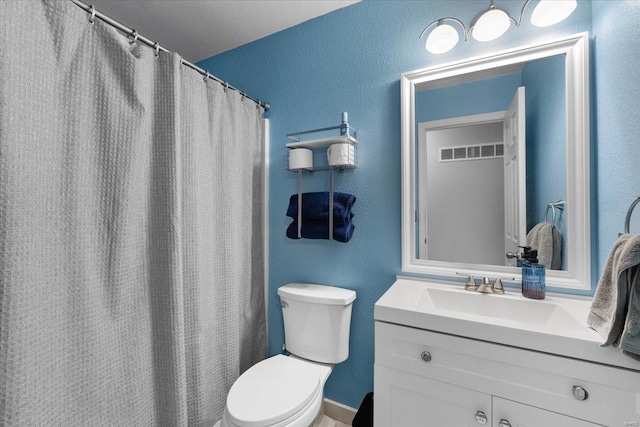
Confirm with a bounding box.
[286,219,355,243]
[286,192,356,225]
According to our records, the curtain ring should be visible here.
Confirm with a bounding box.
[154,42,160,57]
[241,91,246,101]
[256,99,261,110]
[204,71,210,83]
[224,82,229,92]
[88,5,96,24]
[128,30,138,45]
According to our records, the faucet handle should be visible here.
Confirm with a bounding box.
[464,276,477,291]
[491,276,515,294]
[492,277,505,294]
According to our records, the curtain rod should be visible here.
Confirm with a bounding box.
[69,0,270,111]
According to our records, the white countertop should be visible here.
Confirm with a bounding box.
[374,276,640,372]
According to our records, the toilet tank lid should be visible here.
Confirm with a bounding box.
[278,283,356,305]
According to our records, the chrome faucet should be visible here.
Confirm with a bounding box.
[476,277,493,293]
[464,276,506,294]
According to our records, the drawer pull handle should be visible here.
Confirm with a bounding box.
[572,385,589,401]
[474,411,487,424]
[420,351,432,362]
[498,420,512,427]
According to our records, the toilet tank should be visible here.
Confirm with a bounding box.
[278,283,356,364]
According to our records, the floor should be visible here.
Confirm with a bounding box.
[325,415,351,427]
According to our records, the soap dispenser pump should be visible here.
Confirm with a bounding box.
[521,249,545,299]
[517,246,532,267]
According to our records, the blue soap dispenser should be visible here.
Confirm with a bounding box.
[522,249,545,299]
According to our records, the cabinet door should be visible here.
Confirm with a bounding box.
[375,365,492,427]
[492,397,605,427]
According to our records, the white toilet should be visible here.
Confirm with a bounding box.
[215,283,356,427]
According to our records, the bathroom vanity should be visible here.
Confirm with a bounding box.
[374,278,640,427]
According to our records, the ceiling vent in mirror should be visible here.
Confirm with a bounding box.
[468,146,480,158]
[440,143,504,163]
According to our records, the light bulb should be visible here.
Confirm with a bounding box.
[472,8,511,42]
[531,0,577,27]
[426,23,460,54]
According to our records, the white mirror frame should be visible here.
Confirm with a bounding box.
[401,32,590,291]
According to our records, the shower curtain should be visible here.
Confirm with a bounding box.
[0,1,267,425]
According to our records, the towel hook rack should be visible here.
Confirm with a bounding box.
[544,200,565,226]
[624,195,640,234]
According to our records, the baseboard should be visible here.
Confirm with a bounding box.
[324,398,356,425]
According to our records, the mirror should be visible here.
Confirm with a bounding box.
[416,55,566,269]
[401,33,590,290]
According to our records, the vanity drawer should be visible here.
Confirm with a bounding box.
[375,321,640,426]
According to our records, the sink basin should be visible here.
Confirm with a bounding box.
[420,287,584,331]
[374,277,640,371]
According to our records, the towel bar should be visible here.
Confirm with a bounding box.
[544,200,565,226]
[624,196,640,234]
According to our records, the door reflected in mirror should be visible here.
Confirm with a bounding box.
[415,55,566,271]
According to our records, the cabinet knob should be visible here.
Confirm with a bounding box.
[498,420,512,427]
[474,411,488,424]
[420,351,432,362]
[572,385,589,401]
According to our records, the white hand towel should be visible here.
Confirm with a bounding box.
[526,222,562,270]
[620,244,640,358]
[588,234,640,347]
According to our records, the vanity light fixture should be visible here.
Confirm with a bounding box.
[420,0,578,54]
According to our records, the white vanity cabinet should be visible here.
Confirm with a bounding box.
[375,365,492,426]
[492,398,602,427]
[374,321,639,427]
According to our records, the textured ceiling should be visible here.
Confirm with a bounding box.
[86,0,359,62]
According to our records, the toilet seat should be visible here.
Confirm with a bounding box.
[225,355,322,427]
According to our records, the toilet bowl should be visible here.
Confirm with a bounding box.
[215,283,356,427]
[216,355,332,427]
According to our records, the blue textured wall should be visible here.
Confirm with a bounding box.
[415,72,522,123]
[592,0,640,280]
[521,55,567,268]
[197,0,593,409]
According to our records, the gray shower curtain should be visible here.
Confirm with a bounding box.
[0,1,267,425]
